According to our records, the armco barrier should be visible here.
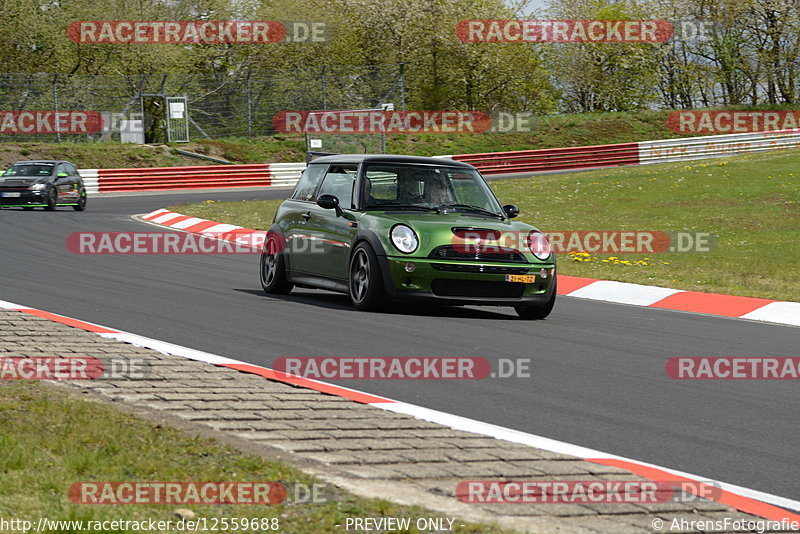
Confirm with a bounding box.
[448,142,641,175]
[77,127,800,193]
[446,127,800,175]
[638,128,800,164]
[78,163,306,193]
[96,163,271,192]
[266,162,307,187]
[79,169,99,194]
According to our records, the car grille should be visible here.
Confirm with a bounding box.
[431,279,525,298]
[431,263,529,275]
[429,245,526,263]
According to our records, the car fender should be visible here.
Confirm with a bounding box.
[264,223,292,270]
[353,229,398,298]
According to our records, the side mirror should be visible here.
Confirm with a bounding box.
[317,194,343,217]
[502,204,519,219]
[57,172,68,178]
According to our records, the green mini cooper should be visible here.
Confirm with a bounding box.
[260,155,556,319]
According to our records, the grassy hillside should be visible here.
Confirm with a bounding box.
[1,109,693,168]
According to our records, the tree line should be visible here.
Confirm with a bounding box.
[0,0,797,114]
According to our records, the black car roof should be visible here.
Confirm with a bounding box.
[310,154,475,169]
[10,160,69,165]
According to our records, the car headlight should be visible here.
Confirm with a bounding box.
[527,231,551,260]
[29,183,46,191]
[390,225,418,254]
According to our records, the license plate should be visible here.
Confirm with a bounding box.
[1,192,21,198]
[505,274,537,283]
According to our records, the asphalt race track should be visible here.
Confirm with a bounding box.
[0,188,797,505]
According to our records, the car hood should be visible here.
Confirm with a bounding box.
[363,209,538,231]
[0,177,46,187]
[360,209,547,260]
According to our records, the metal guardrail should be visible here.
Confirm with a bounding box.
[638,129,800,164]
[449,143,640,175]
[443,128,800,175]
[79,163,306,192]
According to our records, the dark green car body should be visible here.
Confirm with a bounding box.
[261,155,556,318]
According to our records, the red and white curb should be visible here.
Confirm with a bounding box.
[142,208,800,328]
[559,276,800,327]
[1,296,799,522]
[139,208,265,250]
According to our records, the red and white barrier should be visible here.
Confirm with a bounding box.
[79,162,305,193]
[447,142,640,174]
[446,127,800,175]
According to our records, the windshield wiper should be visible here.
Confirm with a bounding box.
[439,204,504,218]
[364,204,440,212]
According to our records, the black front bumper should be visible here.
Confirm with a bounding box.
[0,189,46,206]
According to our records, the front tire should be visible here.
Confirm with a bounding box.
[515,278,557,320]
[73,189,87,211]
[44,187,57,211]
[259,235,293,295]
[348,242,385,311]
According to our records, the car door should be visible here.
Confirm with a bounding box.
[53,163,77,202]
[302,165,359,280]
[65,162,82,201]
[282,163,328,275]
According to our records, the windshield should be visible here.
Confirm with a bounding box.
[362,163,504,216]
[3,164,53,177]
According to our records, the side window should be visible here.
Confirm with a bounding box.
[291,164,327,201]
[364,169,399,205]
[55,163,68,177]
[66,163,79,175]
[317,165,357,208]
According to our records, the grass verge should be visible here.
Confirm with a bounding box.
[0,381,512,533]
[171,149,800,301]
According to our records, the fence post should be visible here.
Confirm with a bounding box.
[321,65,327,110]
[246,72,253,137]
[52,74,61,143]
[399,63,406,111]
